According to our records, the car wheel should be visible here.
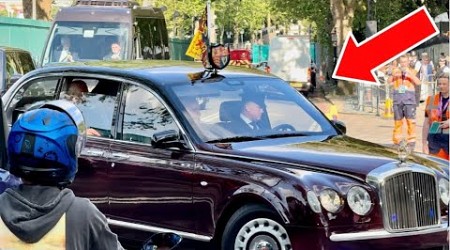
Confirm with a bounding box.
[221,204,292,250]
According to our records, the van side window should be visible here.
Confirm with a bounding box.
[136,18,170,60]
[17,52,35,73]
[5,53,17,80]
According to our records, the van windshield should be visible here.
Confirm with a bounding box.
[42,21,129,66]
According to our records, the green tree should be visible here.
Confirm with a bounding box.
[22,0,52,20]
[214,0,270,46]
[157,0,205,38]
[272,0,359,94]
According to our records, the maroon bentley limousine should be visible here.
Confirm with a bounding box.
[2,60,448,250]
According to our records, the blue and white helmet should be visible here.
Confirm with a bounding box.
[8,100,86,187]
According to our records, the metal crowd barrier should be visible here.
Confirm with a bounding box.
[355,73,437,116]
[356,82,387,115]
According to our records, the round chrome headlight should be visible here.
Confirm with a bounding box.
[347,186,372,216]
[319,189,343,213]
[307,191,321,213]
[439,179,449,205]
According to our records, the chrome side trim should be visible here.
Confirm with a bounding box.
[107,218,212,242]
[329,221,448,242]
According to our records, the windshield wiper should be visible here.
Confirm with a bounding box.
[205,133,310,143]
[257,132,309,139]
[206,136,264,143]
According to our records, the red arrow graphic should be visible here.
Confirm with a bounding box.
[333,6,439,84]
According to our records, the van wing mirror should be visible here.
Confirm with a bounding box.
[9,74,22,87]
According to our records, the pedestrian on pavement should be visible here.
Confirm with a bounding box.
[435,56,450,77]
[409,51,420,70]
[416,53,435,105]
[0,100,124,249]
[422,72,449,160]
[388,54,421,148]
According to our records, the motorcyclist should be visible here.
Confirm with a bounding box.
[0,100,124,249]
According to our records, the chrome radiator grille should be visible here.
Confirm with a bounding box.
[383,171,439,231]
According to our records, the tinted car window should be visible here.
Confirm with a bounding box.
[121,85,177,143]
[6,78,59,125]
[169,77,334,142]
[61,78,121,138]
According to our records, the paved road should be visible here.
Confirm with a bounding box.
[310,95,427,153]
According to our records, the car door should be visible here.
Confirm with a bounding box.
[108,83,195,234]
[58,76,124,213]
[5,75,120,213]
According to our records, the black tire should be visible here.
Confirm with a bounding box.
[221,204,292,250]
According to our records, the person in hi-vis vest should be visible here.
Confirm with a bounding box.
[0,100,124,249]
[387,54,421,148]
[422,72,449,160]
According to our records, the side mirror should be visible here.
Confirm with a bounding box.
[151,130,182,148]
[142,232,182,250]
[332,120,346,135]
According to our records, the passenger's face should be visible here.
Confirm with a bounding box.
[61,37,71,49]
[111,43,121,54]
[245,101,263,121]
[66,84,85,104]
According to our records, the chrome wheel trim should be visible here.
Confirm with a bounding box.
[234,218,292,250]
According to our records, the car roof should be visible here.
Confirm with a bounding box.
[55,6,132,22]
[35,60,276,85]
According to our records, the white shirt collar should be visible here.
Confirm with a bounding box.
[240,113,253,128]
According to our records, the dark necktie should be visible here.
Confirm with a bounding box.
[250,121,259,130]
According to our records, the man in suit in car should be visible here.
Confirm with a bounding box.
[228,98,266,134]
[103,42,122,61]
[52,36,78,63]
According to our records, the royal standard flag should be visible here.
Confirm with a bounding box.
[186,7,208,60]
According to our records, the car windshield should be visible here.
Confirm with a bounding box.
[42,21,129,65]
[168,77,337,143]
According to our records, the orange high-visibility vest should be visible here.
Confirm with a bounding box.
[425,93,450,134]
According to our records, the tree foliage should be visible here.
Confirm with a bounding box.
[22,0,52,20]
[214,0,271,45]
[156,0,205,38]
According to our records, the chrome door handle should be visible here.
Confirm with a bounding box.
[108,153,130,160]
[83,149,105,157]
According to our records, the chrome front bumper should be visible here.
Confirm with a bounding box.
[330,221,449,242]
